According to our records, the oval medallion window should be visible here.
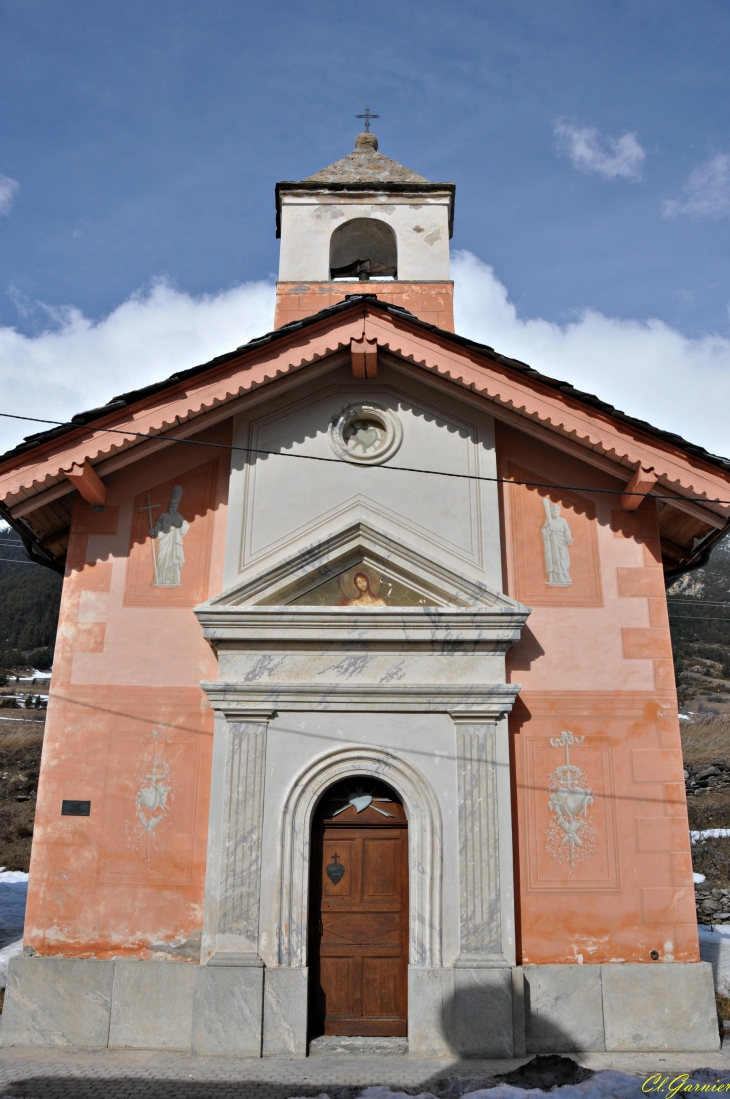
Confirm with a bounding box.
[328,403,402,465]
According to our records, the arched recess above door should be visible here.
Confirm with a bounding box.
[275,745,442,969]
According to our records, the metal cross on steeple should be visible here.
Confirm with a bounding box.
[356,108,379,132]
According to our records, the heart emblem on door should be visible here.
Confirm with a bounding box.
[326,858,345,885]
[350,794,372,813]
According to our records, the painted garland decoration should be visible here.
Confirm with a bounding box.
[545,730,597,875]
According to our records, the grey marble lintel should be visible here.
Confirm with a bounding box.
[202,682,522,715]
[197,610,528,647]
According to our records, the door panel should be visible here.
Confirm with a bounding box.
[363,839,397,897]
[362,956,402,1018]
[318,956,354,1016]
[309,789,408,1037]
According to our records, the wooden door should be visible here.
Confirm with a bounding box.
[309,780,408,1037]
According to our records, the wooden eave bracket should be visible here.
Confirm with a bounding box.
[62,460,106,507]
[620,466,656,511]
[350,335,378,379]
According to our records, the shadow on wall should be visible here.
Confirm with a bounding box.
[434,973,584,1060]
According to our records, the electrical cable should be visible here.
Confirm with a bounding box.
[0,410,729,506]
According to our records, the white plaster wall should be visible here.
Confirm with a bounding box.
[278,194,451,282]
[224,363,502,593]
[256,711,461,969]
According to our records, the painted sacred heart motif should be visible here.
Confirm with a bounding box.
[545,733,597,874]
[550,786,592,820]
[351,794,373,813]
[326,854,345,885]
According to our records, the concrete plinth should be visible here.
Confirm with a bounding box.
[190,964,264,1056]
[453,966,513,1057]
[1,957,113,1048]
[523,964,605,1053]
[602,962,719,1052]
[109,961,195,1050]
[263,967,308,1056]
[407,967,454,1057]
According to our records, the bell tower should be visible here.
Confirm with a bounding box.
[274,130,455,330]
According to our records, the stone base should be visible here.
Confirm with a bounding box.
[453,966,514,1057]
[517,962,718,1054]
[0,958,719,1054]
[109,960,195,1050]
[190,964,263,1056]
[263,967,308,1056]
[1,957,114,1048]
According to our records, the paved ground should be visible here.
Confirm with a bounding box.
[1,1049,730,1099]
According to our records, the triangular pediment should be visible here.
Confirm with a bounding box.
[197,521,526,613]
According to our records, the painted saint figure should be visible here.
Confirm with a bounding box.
[149,485,189,587]
[347,571,387,607]
[541,497,573,586]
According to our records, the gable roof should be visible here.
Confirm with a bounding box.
[1,293,728,577]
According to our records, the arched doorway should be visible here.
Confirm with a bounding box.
[308,778,409,1037]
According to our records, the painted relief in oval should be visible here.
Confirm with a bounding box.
[124,460,218,607]
[505,462,603,607]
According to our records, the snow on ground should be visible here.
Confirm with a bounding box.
[691,829,730,842]
[300,1075,730,1099]
[0,868,28,990]
[699,922,730,996]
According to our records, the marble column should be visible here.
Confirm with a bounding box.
[200,710,273,966]
[453,716,505,966]
[451,713,515,1057]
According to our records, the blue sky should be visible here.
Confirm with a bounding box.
[0,0,729,456]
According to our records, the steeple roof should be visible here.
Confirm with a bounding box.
[303,132,429,184]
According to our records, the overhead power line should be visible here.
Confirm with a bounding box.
[1,410,729,506]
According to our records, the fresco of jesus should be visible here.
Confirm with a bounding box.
[347,571,387,607]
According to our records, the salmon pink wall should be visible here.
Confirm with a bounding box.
[496,423,696,965]
[24,423,231,959]
[274,281,454,331]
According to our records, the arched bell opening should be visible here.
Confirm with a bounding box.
[307,776,409,1038]
[330,218,398,281]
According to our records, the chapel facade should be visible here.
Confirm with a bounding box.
[1,131,729,1056]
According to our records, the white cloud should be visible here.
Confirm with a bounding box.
[663,154,730,219]
[554,120,645,181]
[0,175,19,216]
[0,258,728,468]
[452,250,730,459]
[0,279,275,454]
